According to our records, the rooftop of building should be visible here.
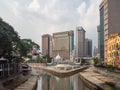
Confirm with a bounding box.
[109,33,120,39]
[76,27,86,32]
[42,34,51,37]
[53,30,74,36]
[99,0,104,9]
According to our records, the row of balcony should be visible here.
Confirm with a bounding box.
[108,43,120,51]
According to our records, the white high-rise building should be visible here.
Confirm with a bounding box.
[76,27,86,59]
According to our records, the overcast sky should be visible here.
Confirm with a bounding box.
[0,0,101,49]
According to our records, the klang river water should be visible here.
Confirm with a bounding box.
[37,72,89,90]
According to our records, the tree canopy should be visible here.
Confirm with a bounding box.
[18,39,40,57]
[0,18,20,56]
[0,18,40,59]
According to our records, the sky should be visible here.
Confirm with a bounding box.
[0,0,101,50]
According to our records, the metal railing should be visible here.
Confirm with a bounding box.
[0,63,21,77]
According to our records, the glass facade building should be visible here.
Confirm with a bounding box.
[97,25,100,55]
[70,35,74,52]
[100,6,104,61]
[88,40,92,57]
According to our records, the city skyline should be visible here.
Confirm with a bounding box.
[1,1,120,89]
[0,0,101,49]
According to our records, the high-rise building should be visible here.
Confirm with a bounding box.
[50,37,53,57]
[76,27,86,59]
[85,39,88,57]
[99,3,104,61]
[52,30,74,59]
[93,46,98,57]
[42,34,51,57]
[100,0,120,61]
[88,39,92,57]
[85,39,92,57]
[97,25,100,56]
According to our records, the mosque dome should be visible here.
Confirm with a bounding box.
[55,54,61,61]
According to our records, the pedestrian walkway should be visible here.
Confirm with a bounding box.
[14,76,37,90]
[80,67,120,90]
[93,66,120,79]
[14,68,38,90]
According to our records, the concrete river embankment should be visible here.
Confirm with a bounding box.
[79,67,120,90]
[33,65,89,78]
[14,63,119,90]
[13,64,90,90]
[33,64,119,90]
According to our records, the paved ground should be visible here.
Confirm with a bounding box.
[14,76,37,90]
[0,68,39,90]
[0,73,29,90]
[80,66,120,90]
[14,68,39,90]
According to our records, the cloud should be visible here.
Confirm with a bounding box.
[77,2,87,18]
[0,0,101,48]
[28,0,40,12]
[11,1,20,16]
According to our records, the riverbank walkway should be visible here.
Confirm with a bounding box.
[14,68,38,90]
[80,66,120,90]
[14,76,37,90]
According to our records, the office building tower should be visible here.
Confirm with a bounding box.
[100,0,120,61]
[42,34,51,57]
[52,30,74,59]
[97,25,100,56]
[76,27,86,59]
[93,46,98,57]
[87,39,92,57]
[85,39,92,57]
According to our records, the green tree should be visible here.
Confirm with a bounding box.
[92,57,100,65]
[18,39,40,57]
[81,58,85,65]
[43,54,52,63]
[0,18,40,63]
[0,18,20,57]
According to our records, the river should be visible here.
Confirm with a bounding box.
[37,72,89,90]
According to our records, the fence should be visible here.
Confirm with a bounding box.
[0,63,21,77]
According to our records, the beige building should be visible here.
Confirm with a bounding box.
[42,34,51,57]
[100,0,120,61]
[52,30,74,60]
[107,33,120,68]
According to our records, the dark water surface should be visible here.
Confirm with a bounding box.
[37,72,90,90]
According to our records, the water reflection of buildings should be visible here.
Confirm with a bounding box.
[39,73,89,90]
[42,74,70,90]
[71,74,89,90]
